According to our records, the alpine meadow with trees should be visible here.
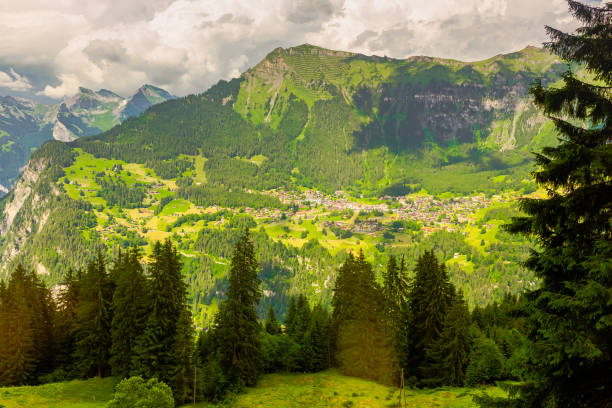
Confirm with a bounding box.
[0,1,610,407]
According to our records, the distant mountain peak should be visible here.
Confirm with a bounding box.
[97,88,122,99]
[77,87,94,95]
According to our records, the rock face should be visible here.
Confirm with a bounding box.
[0,85,175,196]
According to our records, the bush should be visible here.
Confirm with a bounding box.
[465,338,505,386]
[106,377,174,408]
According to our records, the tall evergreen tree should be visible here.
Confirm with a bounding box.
[404,250,454,380]
[73,250,113,378]
[480,2,612,407]
[421,291,472,387]
[382,255,409,320]
[109,247,148,378]
[0,264,54,385]
[132,239,191,392]
[284,296,298,336]
[332,252,398,384]
[307,303,332,372]
[265,305,281,335]
[214,228,262,386]
[54,268,81,374]
[169,309,195,406]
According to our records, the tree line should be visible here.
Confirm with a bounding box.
[0,240,194,405]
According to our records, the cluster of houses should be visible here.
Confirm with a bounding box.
[267,189,512,235]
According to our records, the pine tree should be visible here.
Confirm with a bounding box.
[54,268,81,374]
[382,255,409,320]
[73,250,113,378]
[480,2,612,406]
[284,296,298,336]
[422,291,472,387]
[307,303,331,372]
[109,247,148,378]
[404,250,454,380]
[332,252,398,384]
[265,305,281,335]
[169,309,194,406]
[214,228,262,386]
[132,239,191,391]
[0,264,53,385]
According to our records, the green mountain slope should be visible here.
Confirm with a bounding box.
[75,44,564,195]
[0,44,560,323]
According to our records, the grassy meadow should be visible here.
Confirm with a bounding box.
[0,370,504,408]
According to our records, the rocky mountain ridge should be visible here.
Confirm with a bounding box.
[0,85,175,195]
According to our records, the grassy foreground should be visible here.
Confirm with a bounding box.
[0,370,504,408]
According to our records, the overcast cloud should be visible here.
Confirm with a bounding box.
[0,0,601,101]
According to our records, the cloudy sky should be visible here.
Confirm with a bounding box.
[0,0,600,102]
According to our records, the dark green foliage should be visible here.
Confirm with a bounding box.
[76,97,259,163]
[295,98,364,191]
[307,303,332,372]
[403,250,454,381]
[73,251,113,378]
[0,264,55,386]
[265,305,281,335]
[149,157,193,179]
[197,349,228,401]
[382,255,409,320]
[227,213,257,230]
[281,295,332,373]
[168,309,194,406]
[177,184,283,209]
[109,248,148,378]
[204,156,287,191]
[96,175,146,208]
[332,252,398,384]
[421,291,472,387]
[277,93,308,139]
[465,338,505,387]
[105,376,174,408]
[53,268,80,375]
[259,332,300,373]
[132,239,192,397]
[203,77,244,106]
[483,2,612,407]
[213,229,262,386]
[285,296,298,337]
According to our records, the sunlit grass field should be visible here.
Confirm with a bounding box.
[0,370,504,408]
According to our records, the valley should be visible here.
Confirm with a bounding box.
[0,2,609,407]
[0,44,554,326]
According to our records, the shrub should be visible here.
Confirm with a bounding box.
[465,338,505,386]
[106,377,174,408]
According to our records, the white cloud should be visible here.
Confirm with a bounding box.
[0,0,604,100]
[0,68,32,91]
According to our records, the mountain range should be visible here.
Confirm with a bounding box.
[0,44,566,320]
[0,85,175,195]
